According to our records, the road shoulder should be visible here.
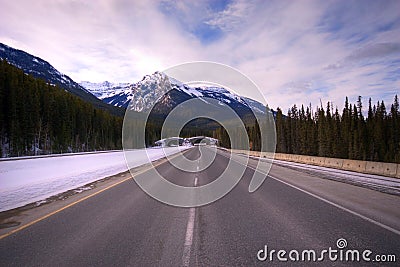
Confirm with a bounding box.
[269,161,400,235]
[0,159,161,239]
[219,148,400,235]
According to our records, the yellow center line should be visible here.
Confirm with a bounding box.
[0,148,191,240]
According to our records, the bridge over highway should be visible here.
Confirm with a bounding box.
[154,136,219,147]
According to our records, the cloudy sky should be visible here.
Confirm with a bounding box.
[1,0,399,112]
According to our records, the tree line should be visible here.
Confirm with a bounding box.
[216,95,400,163]
[2,57,399,163]
[274,95,400,163]
[0,60,123,157]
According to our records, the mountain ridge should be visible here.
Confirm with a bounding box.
[0,42,272,120]
[79,72,272,118]
[0,43,124,116]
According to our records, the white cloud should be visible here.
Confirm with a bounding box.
[206,0,252,31]
[0,0,202,82]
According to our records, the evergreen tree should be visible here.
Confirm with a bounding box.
[0,60,123,157]
[264,94,400,163]
[275,108,286,153]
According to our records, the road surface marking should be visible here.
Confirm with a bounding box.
[182,161,199,266]
[182,207,196,266]
[0,149,191,240]
[268,174,400,236]
[0,175,131,240]
[220,149,400,236]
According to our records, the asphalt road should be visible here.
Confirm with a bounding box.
[0,147,399,266]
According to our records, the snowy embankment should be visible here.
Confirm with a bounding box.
[267,158,400,196]
[0,147,188,212]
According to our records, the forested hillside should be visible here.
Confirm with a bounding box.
[275,95,400,163]
[0,43,125,116]
[0,60,122,157]
[216,95,400,164]
[2,57,398,163]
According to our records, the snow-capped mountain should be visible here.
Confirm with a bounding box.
[80,72,171,109]
[0,43,123,116]
[0,42,269,120]
[0,43,83,91]
[80,71,270,117]
[79,81,130,99]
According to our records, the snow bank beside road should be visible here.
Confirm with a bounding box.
[260,157,400,196]
[0,147,188,212]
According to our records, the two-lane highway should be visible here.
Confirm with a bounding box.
[1,147,399,266]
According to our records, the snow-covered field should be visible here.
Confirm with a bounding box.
[0,147,188,212]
